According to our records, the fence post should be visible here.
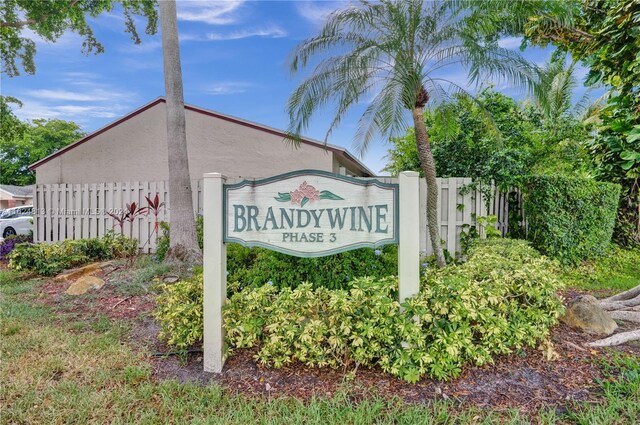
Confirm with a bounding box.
[203,172,227,373]
[398,171,420,302]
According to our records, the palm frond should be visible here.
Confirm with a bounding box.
[286,0,540,155]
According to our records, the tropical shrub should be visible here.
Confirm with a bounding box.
[459,215,501,255]
[156,218,398,291]
[155,222,171,262]
[227,244,398,292]
[0,233,32,260]
[8,232,138,275]
[524,176,621,264]
[154,271,204,349]
[154,238,564,382]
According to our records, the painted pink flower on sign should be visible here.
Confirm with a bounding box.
[290,181,320,205]
[275,181,343,207]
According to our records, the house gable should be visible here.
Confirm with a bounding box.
[31,99,373,184]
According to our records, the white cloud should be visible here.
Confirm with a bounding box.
[205,81,251,95]
[117,26,287,53]
[177,0,245,25]
[498,36,523,50]
[12,77,139,127]
[205,26,287,41]
[53,105,122,118]
[11,99,125,123]
[24,89,100,102]
[295,1,348,26]
[25,88,130,102]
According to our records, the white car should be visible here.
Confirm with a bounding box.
[0,205,33,239]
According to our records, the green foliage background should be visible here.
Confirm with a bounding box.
[384,89,590,189]
[8,233,138,276]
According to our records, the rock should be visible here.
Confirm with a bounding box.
[561,295,618,335]
[162,275,180,283]
[55,261,111,282]
[66,275,105,295]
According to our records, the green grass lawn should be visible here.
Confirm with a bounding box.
[559,247,640,293]
[1,264,639,424]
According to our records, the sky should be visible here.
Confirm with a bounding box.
[2,0,591,174]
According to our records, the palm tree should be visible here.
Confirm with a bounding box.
[533,55,595,134]
[159,0,200,264]
[287,0,535,268]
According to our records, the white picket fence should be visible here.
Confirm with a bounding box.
[34,177,512,255]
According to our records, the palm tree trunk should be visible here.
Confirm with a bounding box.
[412,107,446,268]
[159,0,201,264]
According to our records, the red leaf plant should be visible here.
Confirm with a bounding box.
[145,193,165,236]
[106,210,128,236]
[124,202,148,239]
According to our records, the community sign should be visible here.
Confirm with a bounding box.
[223,170,398,257]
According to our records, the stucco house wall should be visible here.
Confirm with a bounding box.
[32,98,371,184]
[0,185,34,210]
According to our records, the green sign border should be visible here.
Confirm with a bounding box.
[223,169,399,258]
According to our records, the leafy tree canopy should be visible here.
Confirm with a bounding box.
[1,0,158,76]
[384,89,591,188]
[0,96,85,185]
[526,0,640,246]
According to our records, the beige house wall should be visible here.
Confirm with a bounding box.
[0,192,32,209]
[35,102,359,185]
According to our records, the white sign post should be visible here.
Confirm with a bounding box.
[398,171,420,302]
[203,172,227,373]
[203,169,419,373]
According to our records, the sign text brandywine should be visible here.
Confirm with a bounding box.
[223,170,398,257]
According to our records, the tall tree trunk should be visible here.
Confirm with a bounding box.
[412,107,446,268]
[159,0,200,264]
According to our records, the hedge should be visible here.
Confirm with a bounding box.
[524,176,620,264]
[155,239,565,382]
[156,216,399,292]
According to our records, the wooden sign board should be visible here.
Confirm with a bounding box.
[223,170,398,257]
[203,170,419,374]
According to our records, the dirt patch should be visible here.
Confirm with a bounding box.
[36,268,155,321]
[31,276,640,414]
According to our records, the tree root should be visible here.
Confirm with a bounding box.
[599,296,640,311]
[609,311,640,323]
[585,329,640,347]
[585,284,640,347]
[601,284,640,303]
[165,244,202,267]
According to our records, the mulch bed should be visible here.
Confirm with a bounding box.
[28,271,640,415]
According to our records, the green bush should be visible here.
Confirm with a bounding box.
[227,243,398,292]
[155,239,564,382]
[155,222,171,262]
[154,272,204,349]
[156,218,398,291]
[524,176,621,264]
[8,232,138,276]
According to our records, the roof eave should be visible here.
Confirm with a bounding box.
[28,97,375,177]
